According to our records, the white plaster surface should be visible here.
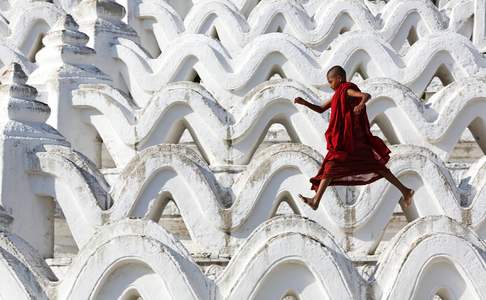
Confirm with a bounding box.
[0,0,485,299]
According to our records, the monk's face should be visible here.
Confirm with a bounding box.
[327,73,343,90]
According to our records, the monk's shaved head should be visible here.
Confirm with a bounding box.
[327,65,346,80]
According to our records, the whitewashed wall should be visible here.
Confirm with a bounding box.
[0,0,485,299]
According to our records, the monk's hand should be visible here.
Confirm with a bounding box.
[294,97,307,105]
[353,102,365,114]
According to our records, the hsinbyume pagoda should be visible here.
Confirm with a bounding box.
[0,0,486,299]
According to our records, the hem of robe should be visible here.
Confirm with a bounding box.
[310,171,385,190]
[309,158,389,190]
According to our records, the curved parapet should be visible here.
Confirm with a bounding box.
[72,79,324,166]
[310,144,486,254]
[56,219,209,300]
[112,30,486,102]
[26,144,111,248]
[373,215,486,300]
[215,214,363,299]
[234,0,465,23]
[5,2,64,58]
[4,204,486,299]
[72,76,486,167]
[363,76,486,160]
[0,228,56,300]
[106,142,486,254]
[128,0,465,56]
[107,144,228,251]
[107,143,324,251]
[4,210,486,299]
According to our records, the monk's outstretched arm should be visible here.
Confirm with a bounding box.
[294,97,331,113]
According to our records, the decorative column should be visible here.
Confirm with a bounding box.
[73,0,139,92]
[28,14,111,166]
[0,63,67,257]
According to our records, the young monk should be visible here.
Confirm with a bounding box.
[294,65,414,210]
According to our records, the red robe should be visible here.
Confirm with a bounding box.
[310,81,391,190]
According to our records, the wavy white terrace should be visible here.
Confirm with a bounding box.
[4,0,479,57]
[26,142,486,256]
[0,0,485,299]
[127,0,476,56]
[69,76,486,169]
[1,0,486,121]
[2,212,486,299]
[111,30,486,103]
[0,62,483,254]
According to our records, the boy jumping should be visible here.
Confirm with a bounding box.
[294,65,414,210]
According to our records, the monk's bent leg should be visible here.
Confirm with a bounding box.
[375,168,414,207]
[312,177,333,208]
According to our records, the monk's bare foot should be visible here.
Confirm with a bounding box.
[399,188,414,208]
[298,194,319,210]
